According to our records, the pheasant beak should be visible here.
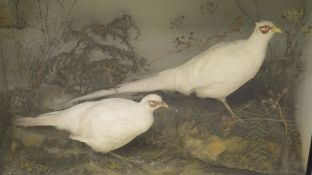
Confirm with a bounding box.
[271,26,282,33]
[160,101,169,108]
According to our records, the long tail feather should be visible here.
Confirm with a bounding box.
[13,114,60,127]
[66,74,173,104]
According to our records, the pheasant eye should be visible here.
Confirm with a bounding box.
[148,100,159,108]
[259,25,272,34]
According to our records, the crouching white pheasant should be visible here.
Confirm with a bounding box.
[14,94,168,153]
[65,21,282,119]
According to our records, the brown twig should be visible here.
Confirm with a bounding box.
[273,90,288,134]
[234,0,255,23]
[243,118,285,122]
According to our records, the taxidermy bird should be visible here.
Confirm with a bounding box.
[65,21,282,119]
[14,94,168,153]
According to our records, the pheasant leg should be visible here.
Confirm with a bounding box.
[219,98,244,122]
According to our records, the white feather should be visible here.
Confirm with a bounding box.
[14,94,165,153]
[65,21,280,116]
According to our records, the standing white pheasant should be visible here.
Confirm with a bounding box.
[65,21,282,118]
[14,94,168,153]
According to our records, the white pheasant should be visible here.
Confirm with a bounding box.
[14,94,168,153]
[65,21,282,119]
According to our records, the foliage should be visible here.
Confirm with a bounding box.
[10,87,39,115]
[245,120,271,168]
[30,15,147,95]
[171,15,243,53]
[200,0,218,15]
[170,15,185,29]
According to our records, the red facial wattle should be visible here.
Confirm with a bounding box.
[259,25,272,34]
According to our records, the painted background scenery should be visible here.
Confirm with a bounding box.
[0,0,311,174]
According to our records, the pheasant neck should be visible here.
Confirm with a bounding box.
[246,32,271,56]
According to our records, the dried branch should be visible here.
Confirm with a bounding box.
[234,0,255,23]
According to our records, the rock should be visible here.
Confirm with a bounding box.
[13,127,46,147]
[178,120,301,175]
